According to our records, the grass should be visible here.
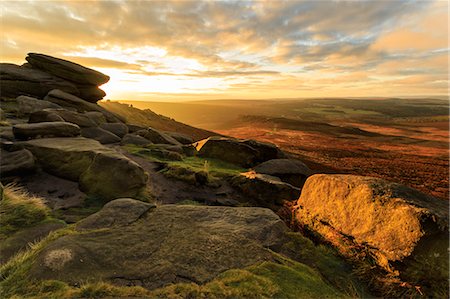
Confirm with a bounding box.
[0,184,51,239]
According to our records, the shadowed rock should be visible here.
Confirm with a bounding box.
[100,122,129,138]
[26,53,110,86]
[17,96,61,115]
[13,122,80,140]
[231,171,301,208]
[166,131,194,145]
[0,63,78,98]
[28,110,65,123]
[0,149,35,177]
[135,127,181,145]
[120,133,152,146]
[254,159,312,188]
[81,127,121,144]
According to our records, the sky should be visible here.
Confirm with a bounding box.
[1,0,449,101]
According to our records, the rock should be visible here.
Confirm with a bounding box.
[242,139,286,162]
[127,123,146,133]
[17,95,61,115]
[28,110,65,123]
[135,127,181,145]
[0,63,78,99]
[26,53,110,86]
[195,137,259,167]
[231,172,300,208]
[80,127,121,144]
[254,159,312,188]
[120,134,151,146]
[166,131,194,144]
[0,149,35,177]
[99,123,128,138]
[138,148,183,161]
[0,126,15,141]
[77,85,107,102]
[84,111,106,126]
[13,122,80,140]
[77,198,156,230]
[23,137,147,200]
[47,109,97,127]
[44,89,122,123]
[295,174,449,283]
[0,182,3,200]
[28,204,289,290]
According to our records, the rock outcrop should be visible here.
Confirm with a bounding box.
[80,127,121,144]
[136,127,180,145]
[17,95,61,115]
[254,158,312,188]
[295,174,449,284]
[23,137,147,200]
[0,149,36,177]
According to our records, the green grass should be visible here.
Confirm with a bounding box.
[0,185,51,239]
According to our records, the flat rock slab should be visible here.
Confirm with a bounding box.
[254,158,312,188]
[0,149,35,177]
[29,203,288,290]
[23,137,147,200]
[13,122,80,140]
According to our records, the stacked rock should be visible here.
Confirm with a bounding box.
[1,53,109,102]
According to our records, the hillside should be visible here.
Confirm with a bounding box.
[0,54,448,298]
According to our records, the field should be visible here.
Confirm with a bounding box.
[123,98,449,200]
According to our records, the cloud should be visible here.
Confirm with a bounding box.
[1,0,447,99]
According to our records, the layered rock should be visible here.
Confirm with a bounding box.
[13,122,81,140]
[0,149,36,177]
[25,53,109,102]
[23,137,147,200]
[135,127,180,145]
[295,174,449,284]
[80,127,121,144]
[17,96,61,115]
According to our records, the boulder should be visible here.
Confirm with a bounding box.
[242,139,286,162]
[28,204,290,290]
[13,122,80,140]
[77,85,107,102]
[195,137,259,167]
[0,63,78,99]
[254,159,312,188]
[296,174,449,284]
[84,111,106,126]
[127,123,146,133]
[0,149,35,177]
[166,131,194,144]
[44,89,122,123]
[80,127,121,144]
[41,109,97,127]
[23,137,147,200]
[0,126,15,141]
[28,110,65,123]
[231,171,300,208]
[77,198,156,230]
[120,133,151,146]
[135,127,180,145]
[26,53,110,86]
[99,122,128,138]
[16,95,61,115]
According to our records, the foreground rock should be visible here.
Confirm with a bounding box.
[231,171,300,208]
[30,203,290,289]
[17,95,61,115]
[254,159,312,188]
[23,137,147,200]
[13,122,80,140]
[80,127,121,144]
[195,137,284,167]
[296,174,449,286]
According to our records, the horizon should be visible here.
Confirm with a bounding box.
[1,0,449,101]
